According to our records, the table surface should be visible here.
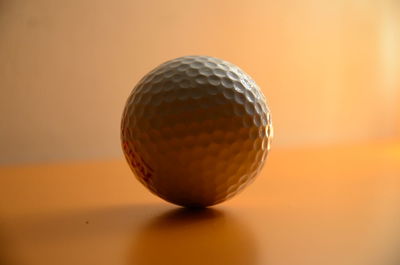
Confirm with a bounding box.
[1,141,400,265]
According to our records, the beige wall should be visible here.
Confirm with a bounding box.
[1,0,399,164]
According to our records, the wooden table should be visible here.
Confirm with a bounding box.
[1,141,400,265]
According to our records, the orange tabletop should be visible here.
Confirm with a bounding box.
[1,141,400,265]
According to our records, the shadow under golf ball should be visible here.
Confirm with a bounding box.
[130,208,257,265]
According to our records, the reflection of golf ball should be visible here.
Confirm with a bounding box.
[121,55,273,207]
[132,208,256,265]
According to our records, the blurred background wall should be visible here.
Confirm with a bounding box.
[0,0,399,164]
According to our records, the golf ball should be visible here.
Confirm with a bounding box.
[121,55,273,207]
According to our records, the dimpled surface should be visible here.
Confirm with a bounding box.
[121,55,273,207]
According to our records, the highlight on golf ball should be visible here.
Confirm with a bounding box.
[121,55,273,207]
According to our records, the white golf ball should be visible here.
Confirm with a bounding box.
[121,55,273,207]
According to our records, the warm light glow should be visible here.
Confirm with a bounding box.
[379,1,400,137]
